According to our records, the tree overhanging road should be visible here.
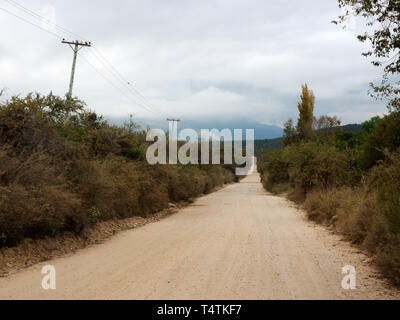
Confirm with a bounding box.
[0,170,399,300]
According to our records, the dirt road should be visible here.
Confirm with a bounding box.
[0,170,399,300]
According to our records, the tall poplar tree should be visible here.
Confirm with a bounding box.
[297,84,315,141]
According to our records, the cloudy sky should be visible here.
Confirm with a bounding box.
[0,0,388,130]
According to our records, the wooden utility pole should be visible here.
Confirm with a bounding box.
[62,39,92,99]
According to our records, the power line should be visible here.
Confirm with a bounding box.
[2,0,163,117]
[0,6,61,39]
[78,53,158,115]
[4,0,86,41]
[87,48,159,114]
[90,47,155,107]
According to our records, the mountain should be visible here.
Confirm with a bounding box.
[108,116,284,140]
[255,138,283,155]
[340,123,363,133]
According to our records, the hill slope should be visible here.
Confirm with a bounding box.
[254,124,363,155]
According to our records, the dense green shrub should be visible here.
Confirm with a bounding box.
[359,112,400,170]
[285,142,353,192]
[366,151,400,283]
[259,142,354,196]
[258,150,289,193]
[369,151,400,234]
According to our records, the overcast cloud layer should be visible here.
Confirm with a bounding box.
[0,0,388,128]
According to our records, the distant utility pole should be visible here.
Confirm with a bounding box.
[62,39,92,99]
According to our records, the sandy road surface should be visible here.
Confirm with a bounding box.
[0,171,399,300]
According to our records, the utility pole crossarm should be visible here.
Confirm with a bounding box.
[62,39,92,99]
[61,39,92,47]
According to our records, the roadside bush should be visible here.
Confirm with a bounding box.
[366,151,400,283]
[259,150,289,193]
[301,150,400,284]
[368,150,400,234]
[258,142,354,196]
[303,189,341,223]
[284,142,353,194]
[303,187,375,244]
[0,184,83,247]
[0,93,238,249]
[359,112,400,170]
